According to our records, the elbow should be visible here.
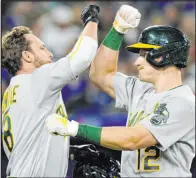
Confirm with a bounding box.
[89,59,99,84]
[89,74,103,89]
[119,135,141,151]
[120,142,138,151]
[89,69,95,82]
[129,144,138,151]
[89,68,102,86]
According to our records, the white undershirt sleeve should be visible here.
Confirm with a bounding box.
[68,36,98,77]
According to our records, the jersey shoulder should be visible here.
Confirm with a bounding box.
[6,74,32,100]
[170,85,195,104]
[164,85,195,115]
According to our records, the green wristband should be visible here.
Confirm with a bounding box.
[76,124,102,144]
[102,27,124,51]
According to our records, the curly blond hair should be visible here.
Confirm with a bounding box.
[2,26,33,76]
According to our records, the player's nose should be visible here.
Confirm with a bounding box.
[134,57,141,67]
[48,50,53,60]
[49,51,53,59]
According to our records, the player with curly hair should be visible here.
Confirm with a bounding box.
[2,4,100,177]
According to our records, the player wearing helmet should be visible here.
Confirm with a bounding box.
[46,4,195,177]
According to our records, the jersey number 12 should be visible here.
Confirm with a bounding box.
[137,146,161,172]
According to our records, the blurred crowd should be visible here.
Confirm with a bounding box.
[2,1,195,126]
[1,1,195,177]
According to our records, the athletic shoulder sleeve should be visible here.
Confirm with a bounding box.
[113,72,154,110]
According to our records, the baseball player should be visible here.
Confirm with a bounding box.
[1,5,100,177]
[46,5,195,177]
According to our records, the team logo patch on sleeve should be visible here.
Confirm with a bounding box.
[150,103,169,125]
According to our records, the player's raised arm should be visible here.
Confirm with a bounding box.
[31,5,100,102]
[68,5,99,78]
[48,4,100,81]
[89,5,141,98]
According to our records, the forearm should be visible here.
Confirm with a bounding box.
[76,124,137,151]
[68,4,99,77]
[46,114,157,151]
[75,123,158,151]
[100,127,137,150]
[46,114,141,151]
[90,4,142,82]
[80,21,98,41]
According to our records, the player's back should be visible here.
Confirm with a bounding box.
[2,74,69,177]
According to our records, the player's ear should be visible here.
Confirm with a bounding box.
[22,51,34,63]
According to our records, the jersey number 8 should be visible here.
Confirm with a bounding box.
[2,113,14,152]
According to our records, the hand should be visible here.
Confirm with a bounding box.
[113,5,141,34]
[81,4,100,26]
[45,113,79,137]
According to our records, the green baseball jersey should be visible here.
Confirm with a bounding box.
[2,57,76,177]
[113,72,195,177]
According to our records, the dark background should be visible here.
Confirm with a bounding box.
[1,1,195,177]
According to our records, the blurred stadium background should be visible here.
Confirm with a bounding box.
[1,1,195,177]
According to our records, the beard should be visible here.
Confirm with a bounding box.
[34,57,50,68]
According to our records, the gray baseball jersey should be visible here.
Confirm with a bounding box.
[113,72,195,177]
[2,57,76,177]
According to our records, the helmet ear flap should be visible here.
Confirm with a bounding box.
[146,48,168,68]
[146,50,154,65]
[146,41,189,68]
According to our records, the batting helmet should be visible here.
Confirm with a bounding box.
[126,25,190,68]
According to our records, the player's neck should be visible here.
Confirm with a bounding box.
[15,61,37,75]
[16,68,35,75]
[153,68,182,93]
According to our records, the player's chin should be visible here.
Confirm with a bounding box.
[42,61,52,66]
[45,60,52,64]
[138,72,144,81]
[48,59,52,63]
[139,73,150,83]
[139,76,145,82]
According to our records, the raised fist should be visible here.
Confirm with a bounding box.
[81,4,100,26]
[113,5,141,34]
